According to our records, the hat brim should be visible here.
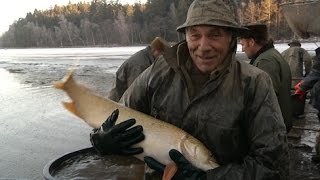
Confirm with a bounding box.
[176,22,249,36]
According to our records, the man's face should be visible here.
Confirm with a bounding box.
[240,38,256,59]
[186,25,232,74]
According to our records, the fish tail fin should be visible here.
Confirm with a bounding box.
[162,163,177,180]
[53,81,65,89]
[53,69,75,90]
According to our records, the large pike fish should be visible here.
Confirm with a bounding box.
[54,70,219,178]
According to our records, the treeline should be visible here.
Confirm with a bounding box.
[0,0,306,48]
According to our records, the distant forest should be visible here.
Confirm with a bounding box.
[0,0,312,48]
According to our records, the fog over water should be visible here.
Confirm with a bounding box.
[0,43,319,179]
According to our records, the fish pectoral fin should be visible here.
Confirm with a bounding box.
[162,162,177,180]
[62,102,78,116]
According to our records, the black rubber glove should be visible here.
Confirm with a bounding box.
[144,149,206,180]
[90,109,145,155]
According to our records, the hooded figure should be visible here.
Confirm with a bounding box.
[282,40,312,88]
[108,37,170,102]
[90,0,289,179]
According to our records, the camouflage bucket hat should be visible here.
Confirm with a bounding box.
[176,0,248,35]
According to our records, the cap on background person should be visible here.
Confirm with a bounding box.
[176,0,248,36]
[288,40,301,47]
[150,37,170,53]
[241,24,269,45]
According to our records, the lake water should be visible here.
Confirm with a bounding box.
[0,44,319,179]
[0,46,144,179]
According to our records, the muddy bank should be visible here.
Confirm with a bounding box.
[288,101,320,179]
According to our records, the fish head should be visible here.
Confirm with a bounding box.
[180,135,219,171]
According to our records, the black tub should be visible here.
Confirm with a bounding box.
[291,90,306,118]
[43,147,145,180]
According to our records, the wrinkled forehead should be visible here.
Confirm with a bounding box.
[185,25,231,34]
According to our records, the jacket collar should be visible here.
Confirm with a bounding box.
[249,43,274,64]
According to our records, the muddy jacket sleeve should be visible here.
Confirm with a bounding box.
[108,63,129,102]
[205,72,289,180]
[300,68,320,91]
[119,65,152,115]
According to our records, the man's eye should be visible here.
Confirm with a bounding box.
[190,34,200,39]
[209,33,221,38]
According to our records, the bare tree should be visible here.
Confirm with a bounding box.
[58,15,74,46]
[260,0,278,27]
[243,0,261,24]
[114,11,130,45]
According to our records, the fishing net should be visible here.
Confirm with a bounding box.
[281,1,320,38]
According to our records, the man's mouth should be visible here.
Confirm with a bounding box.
[198,55,215,61]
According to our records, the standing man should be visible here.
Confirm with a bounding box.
[91,0,289,179]
[282,40,312,88]
[295,47,320,120]
[108,37,170,102]
[282,40,312,118]
[240,24,292,132]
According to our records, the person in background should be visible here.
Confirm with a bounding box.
[281,40,312,118]
[295,47,320,162]
[295,47,320,120]
[281,40,312,88]
[90,0,289,179]
[108,37,170,102]
[239,24,292,132]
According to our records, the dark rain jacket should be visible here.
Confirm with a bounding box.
[300,56,320,110]
[120,41,289,180]
[281,46,312,88]
[250,44,292,132]
[108,46,154,102]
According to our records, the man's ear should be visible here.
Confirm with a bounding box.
[248,38,255,47]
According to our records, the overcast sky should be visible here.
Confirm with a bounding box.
[0,0,145,35]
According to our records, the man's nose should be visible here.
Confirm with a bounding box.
[198,37,211,51]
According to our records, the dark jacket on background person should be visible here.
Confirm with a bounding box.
[250,43,292,131]
[120,41,289,180]
[108,46,154,102]
[300,50,320,110]
[281,43,312,88]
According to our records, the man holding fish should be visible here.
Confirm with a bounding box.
[90,0,289,179]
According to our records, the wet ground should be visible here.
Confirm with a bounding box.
[288,100,320,180]
[0,47,319,179]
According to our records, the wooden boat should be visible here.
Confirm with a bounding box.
[280,1,320,39]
